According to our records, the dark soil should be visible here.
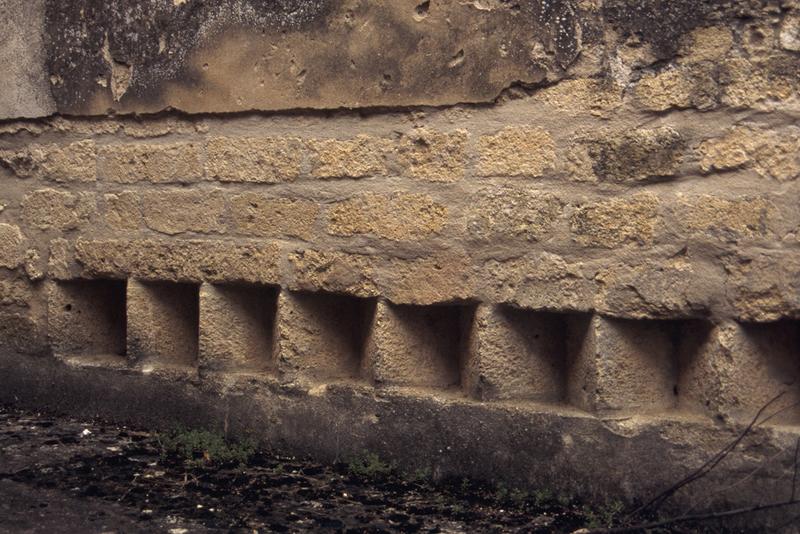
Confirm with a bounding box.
[0,405,757,533]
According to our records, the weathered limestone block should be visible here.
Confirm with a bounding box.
[480,253,595,313]
[0,312,45,355]
[275,291,373,381]
[698,126,800,181]
[75,239,281,285]
[532,79,623,116]
[308,135,392,179]
[586,127,685,183]
[0,224,24,269]
[206,137,302,183]
[570,193,660,247]
[364,300,471,388]
[286,249,378,298]
[633,65,719,111]
[720,57,797,108]
[0,276,32,307]
[678,195,773,241]
[464,305,567,402]
[466,187,563,243]
[141,190,226,235]
[104,192,142,232]
[47,238,73,280]
[476,127,556,177]
[780,14,800,52]
[567,315,678,415]
[127,279,198,367]
[97,142,204,183]
[722,250,800,322]
[22,189,96,231]
[47,279,126,357]
[595,255,717,319]
[0,140,96,182]
[199,283,277,373]
[396,129,468,182]
[231,193,319,240]
[680,321,800,425]
[327,192,447,241]
[679,26,734,64]
[380,252,475,306]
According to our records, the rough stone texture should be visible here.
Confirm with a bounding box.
[698,126,800,181]
[481,253,595,313]
[476,127,556,178]
[97,143,204,184]
[586,127,685,183]
[633,65,719,112]
[0,276,32,307]
[465,306,567,402]
[0,224,24,269]
[679,195,773,241]
[276,291,372,381]
[396,130,468,183]
[206,137,302,183]
[0,0,55,119]
[104,192,142,232]
[141,190,226,235]
[0,141,96,182]
[571,194,660,247]
[381,252,475,306]
[231,193,319,240]
[308,136,391,179]
[22,189,96,231]
[47,279,126,357]
[722,250,800,323]
[467,188,563,243]
[127,279,199,368]
[567,316,679,415]
[365,300,470,389]
[75,239,280,285]
[680,321,800,426]
[327,192,446,241]
[199,283,277,373]
[286,249,378,298]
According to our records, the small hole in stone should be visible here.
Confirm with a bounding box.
[414,0,430,20]
[64,304,72,312]
[673,385,679,396]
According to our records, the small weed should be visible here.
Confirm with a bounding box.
[493,482,510,503]
[583,499,625,529]
[533,488,554,508]
[158,427,255,468]
[406,467,432,483]
[510,488,530,506]
[348,451,393,478]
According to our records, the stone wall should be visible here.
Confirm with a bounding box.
[1,0,799,520]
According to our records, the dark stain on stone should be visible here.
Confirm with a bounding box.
[45,0,335,113]
[42,0,589,115]
[602,0,769,58]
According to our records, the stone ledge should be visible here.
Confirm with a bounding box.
[0,350,798,529]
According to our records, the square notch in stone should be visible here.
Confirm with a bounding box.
[680,320,800,425]
[276,291,377,381]
[199,283,279,373]
[127,280,199,369]
[465,305,585,403]
[567,316,715,416]
[48,279,127,360]
[365,301,476,390]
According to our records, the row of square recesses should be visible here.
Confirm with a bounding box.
[49,279,800,423]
